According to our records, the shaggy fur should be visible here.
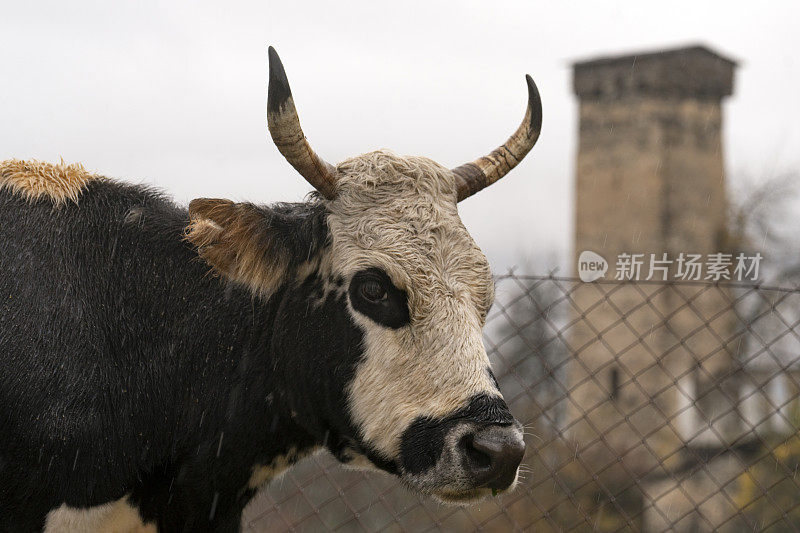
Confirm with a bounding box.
[0,158,100,205]
[0,176,322,530]
[187,200,290,299]
[186,198,329,298]
[0,149,521,529]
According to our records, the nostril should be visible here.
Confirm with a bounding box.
[461,434,493,471]
[469,434,505,464]
[460,427,526,491]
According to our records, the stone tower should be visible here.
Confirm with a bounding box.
[567,46,738,478]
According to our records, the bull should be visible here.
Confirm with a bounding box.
[0,47,542,531]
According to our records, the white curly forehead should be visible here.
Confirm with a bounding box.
[325,150,494,321]
[335,149,457,203]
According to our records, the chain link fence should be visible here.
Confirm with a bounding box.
[242,275,800,532]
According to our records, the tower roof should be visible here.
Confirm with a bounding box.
[573,44,736,100]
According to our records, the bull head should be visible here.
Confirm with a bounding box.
[188,47,543,503]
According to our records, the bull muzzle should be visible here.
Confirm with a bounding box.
[460,424,526,491]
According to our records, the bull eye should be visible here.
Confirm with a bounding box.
[349,268,410,329]
[359,279,387,302]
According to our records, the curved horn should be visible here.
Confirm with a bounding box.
[267,46,338,199]
[452,75,542,201]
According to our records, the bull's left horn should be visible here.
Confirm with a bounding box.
[452,75,542,201]
[267,46,338,199]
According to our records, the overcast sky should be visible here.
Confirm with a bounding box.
[1,1,798,273]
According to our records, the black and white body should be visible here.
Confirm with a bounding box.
[0,47,542,532]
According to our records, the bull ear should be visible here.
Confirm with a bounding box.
[186,198,294,297]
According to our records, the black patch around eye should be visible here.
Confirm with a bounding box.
[348,268,410,329]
